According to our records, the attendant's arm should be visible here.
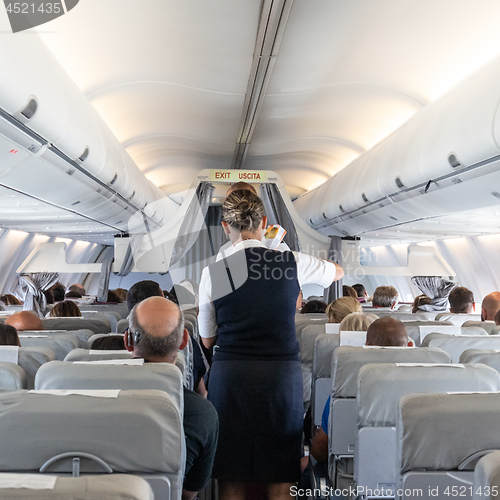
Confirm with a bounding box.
[310,426,328,463]
[198,267,218,350]
[293,252,344,287]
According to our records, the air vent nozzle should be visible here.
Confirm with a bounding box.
[448,153,462,168]
[78,147,90,162]
[20,98,38,120]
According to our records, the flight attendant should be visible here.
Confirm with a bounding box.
[199,190,343,500]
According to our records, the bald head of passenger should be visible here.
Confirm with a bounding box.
[226,182,257,197]
[365,316,412,347]
[481,292,500,321]
[5,311,44,332]
[125,296,188,363]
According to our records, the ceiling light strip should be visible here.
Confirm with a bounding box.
[232,0,294,169]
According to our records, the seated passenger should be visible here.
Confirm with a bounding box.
[0,324,20,346]
[48,300,82,317]
[338,311,378,331]
[300,300,327,314]
[326,297,362,323]
[310,316,411,463]
[342,285,357,298]
[68,283,86,296]
[106,290,122,303]
[372,285,398,309]
[495,309,500,326]
[124,296,218,500]
[481,292,500,321]
[5,311,44,331]
[412,294,432,313]
[90,335,126,350]
[352,283,369,303]
[112,288,127,302]
[0,294,22,306]
[50,283,66,303]
[65,290,82,299]
[448,286,475,314]
[127,280,207,396]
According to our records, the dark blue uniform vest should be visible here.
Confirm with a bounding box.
[209,246,300,360]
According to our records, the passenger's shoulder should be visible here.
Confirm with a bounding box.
[183,388,218,422]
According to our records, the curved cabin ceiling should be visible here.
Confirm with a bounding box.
[0,0,498,234]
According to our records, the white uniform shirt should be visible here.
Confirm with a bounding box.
[215,239,290,262]
[199,239,338,339]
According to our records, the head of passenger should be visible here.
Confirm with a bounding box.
[43,289,54,305]
[352,284,368,299]
[448,286,475,314]
[125,296,188,363]
[300,300,327,314]
[372,285,399,309]
[49,300,82,318]
[106,290,122,303]
[365,317,413,346]
[126,280,163,312]
[112,288,128,302]
[342,285,357,298]
[0,324,21,347]
[91,335,126,351]
[0,294,22,306]
[68,283,86,296]
[412,294,432,313]
[226,182,257,197]
[6,311,44,331]
[339,312,378,332]
[50,283,66,302]
[65,290,82,299]
[481,292,500,321]
[494,309,500,326]
[325,296,362,323]
[221,190,267,243]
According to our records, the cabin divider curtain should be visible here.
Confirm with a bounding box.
[169,182,215,268]
[260,183,301,252]
[411,276,456,311]
[323,236,343,304]
[12,272,59,316]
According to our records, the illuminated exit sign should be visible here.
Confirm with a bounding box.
[209,169,267,182]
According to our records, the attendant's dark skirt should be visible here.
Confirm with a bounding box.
[208,357,303,483]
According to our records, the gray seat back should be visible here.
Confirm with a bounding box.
[79,303,129,319]
[435,313,482,325]
[0,390,184,499]
[300,324,330,405]
[332,346,452,398]
[398,393,500,473]
[0,362,27,390]
[19,333,80,361]
[41,318,111,335]
[311,333,340,426]
[35,361,184,412]
[463,321,497,335]
[117,318,129,333]
[0,474,154,499]
[21,329,94,348]
[64,348,133,362]
[460,349,500,372]
[473,451,500,500]
[295,314,328,343]
[358,363,500,428]
[18,347,56,389]
[422,333,500,363]
[366,310,434,321]
[80,311,119,332]
[404,321,453,346]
